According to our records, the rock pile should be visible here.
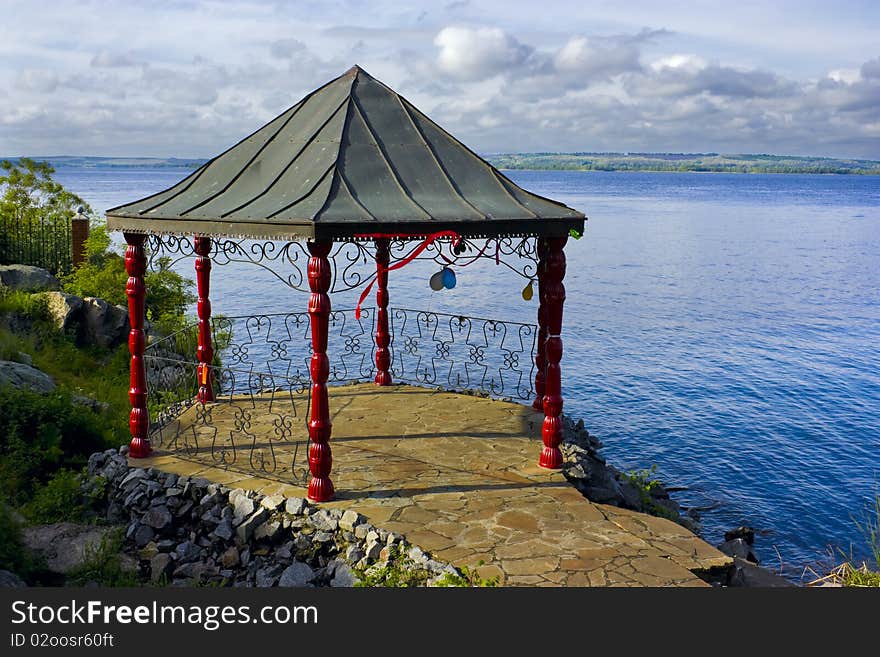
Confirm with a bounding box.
[87,448,462,587]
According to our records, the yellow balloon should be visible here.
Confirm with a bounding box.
[522,280,534,301]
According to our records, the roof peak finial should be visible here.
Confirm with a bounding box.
[345,64,370,78]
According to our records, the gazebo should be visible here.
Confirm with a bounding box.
[107,65,585,503]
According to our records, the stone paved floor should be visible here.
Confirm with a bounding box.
[134,383,731,586]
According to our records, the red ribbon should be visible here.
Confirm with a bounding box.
[353,230,461,319]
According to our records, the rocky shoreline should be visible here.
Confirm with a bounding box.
[7,421,792,588]
[1,416,794,588]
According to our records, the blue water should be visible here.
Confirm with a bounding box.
[55,166,880,578]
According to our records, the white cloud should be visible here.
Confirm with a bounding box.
[0,0,877,158]
[434,26,532,80]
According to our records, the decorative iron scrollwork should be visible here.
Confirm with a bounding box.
[389,308,537,401]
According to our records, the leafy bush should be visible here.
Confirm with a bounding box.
[0,287,51,322]
[0,386,114,505]
[0,503,36,577]
[63,224,195,334]
[23,469,89,524]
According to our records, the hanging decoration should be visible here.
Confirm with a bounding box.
[352,230,462,319]
[429,269,445,291]
[522,279,534,301]
[441,267,456,289]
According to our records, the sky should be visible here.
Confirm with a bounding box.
[1,0,878,159]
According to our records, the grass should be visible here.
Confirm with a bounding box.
[66,528,140,587]
[808,491,880,587]
[622,465,680,521]
[354,545,430,587]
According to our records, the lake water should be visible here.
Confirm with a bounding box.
[55,166,880,579]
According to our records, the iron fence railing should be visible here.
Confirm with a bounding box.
[389,308,537,402]
[0,212,73,275]
[144,306,537,484]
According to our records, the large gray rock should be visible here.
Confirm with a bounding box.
[0,265,60,292]
[142,506,173,531]
[729,558,795,587]
[0,570,26,587]
[35,291,83,331]
[22,523,117,574]
[0,360,56,393]
[278,561,315,587]
[81,297,128,348]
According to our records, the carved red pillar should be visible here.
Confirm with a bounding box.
[539,235,567,469]
[307,239,334,501]
[124,232,151,458]
[194,236,215,402]
[533,237,549,411]
[374,238,392,385]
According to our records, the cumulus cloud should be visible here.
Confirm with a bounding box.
[0,0,877,159]
[434,26,533,80]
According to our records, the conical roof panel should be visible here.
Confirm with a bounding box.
[107,66,584,239]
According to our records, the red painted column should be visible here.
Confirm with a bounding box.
[194,236,215,402]
[307,239,334,501]
[373,238,392,385]
[539,235,568,469]
[532,237,549,411]
[124,232,151,458]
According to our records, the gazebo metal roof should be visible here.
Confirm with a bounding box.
[106,65,584,240]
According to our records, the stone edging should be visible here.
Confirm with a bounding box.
[88,449,462,587]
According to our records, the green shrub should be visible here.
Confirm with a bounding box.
[0,386,114,505]
[0,288,51,322]
[354,545,429,587]
[0,503,35,577]
[63,224,195,330]
[23,469,88,524]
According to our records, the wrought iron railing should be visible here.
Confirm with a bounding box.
[145,308,374,482]
[389,308,537,402]
[144,306,536,484]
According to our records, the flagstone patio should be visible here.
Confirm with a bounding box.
[133,383,732,586]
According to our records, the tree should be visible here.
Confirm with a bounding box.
[0,158,90,273]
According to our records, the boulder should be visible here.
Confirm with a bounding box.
[724,526,756,546]
[81,297,128,348]
[717,538,759,564]
[729,558,794,587]
[142,505,173,531]
[278,561,315,587]
[0,360,56,393]
[150,553,174,583]
[35,291,83,331]
[0,265,60,292]
[21,523,117,574]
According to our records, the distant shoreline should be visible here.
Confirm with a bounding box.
[5,153,880,175]
[487,152,880,175]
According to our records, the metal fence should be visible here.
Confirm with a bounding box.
[0,212,73,275]
[144,307,537,483]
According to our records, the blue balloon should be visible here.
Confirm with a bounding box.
[441,267,456,289]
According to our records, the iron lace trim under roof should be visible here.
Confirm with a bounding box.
[106,66,585,240]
